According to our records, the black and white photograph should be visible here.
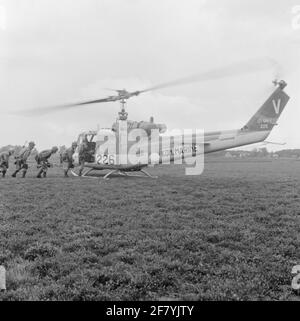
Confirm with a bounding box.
[0,0,300,309]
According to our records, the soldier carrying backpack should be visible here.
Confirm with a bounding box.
[12,141,35,178]
[36,146,58,178]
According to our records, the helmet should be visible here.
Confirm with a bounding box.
[28,141,35,148]
[71,142,78,148]
[8,148,15,155]
[51,146,58,153]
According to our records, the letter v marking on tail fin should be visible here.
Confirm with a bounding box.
[272,99,281,114]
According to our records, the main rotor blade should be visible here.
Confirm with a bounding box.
[16,57,279,116]
[18,97,116,116]
[139,57,278,93]
[103,88,119,92]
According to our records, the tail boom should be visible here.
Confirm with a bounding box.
[204,80,289,153]
[243,80,289,132]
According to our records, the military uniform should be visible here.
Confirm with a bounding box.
[0,149,14,177]
[61,142,77,177]
[12,142,35,178]
[36,146,58,178]
[78,140,89,176]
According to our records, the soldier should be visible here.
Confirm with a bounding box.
[78,137,89,176]
[36,146,58,178]
[61,142,77,177]
[12,141,35,178]
[0,148,15,177]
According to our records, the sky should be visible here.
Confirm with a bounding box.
[0,0,300,150]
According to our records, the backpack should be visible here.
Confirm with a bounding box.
[35,154,41,164]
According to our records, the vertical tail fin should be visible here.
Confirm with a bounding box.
[244,80,289,132]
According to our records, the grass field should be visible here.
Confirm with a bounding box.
[0,157,300,301]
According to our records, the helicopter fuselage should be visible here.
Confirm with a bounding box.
[72,122,270,169]
[71,81,289,177]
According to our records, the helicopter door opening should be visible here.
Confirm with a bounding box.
[77,133,97,163]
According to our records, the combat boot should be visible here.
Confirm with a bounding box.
[64,170,68,177]
[11,171,17,177]
[22,171,27,178]
[37,169,43,178]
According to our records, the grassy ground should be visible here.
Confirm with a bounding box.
[0,158,300,301]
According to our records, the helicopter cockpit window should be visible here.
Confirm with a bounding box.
[77,134,96,144]
[86,135,96,142]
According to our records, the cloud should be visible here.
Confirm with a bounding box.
[0,0,299,150]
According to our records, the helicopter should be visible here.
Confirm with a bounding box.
[21,59,290,179]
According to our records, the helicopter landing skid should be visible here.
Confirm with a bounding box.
[103,169,119,180]
[71,167,157,180]
[70,168,98,179]
[121,169,158,179]
[103,168,158,180]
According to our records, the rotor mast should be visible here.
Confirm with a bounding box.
[118,98,128,120]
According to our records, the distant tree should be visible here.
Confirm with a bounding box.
[259,147,268,157]
[275,149,300,158]
[0,145,22,153]
[250,148,258,157]
[59,145,67,154]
